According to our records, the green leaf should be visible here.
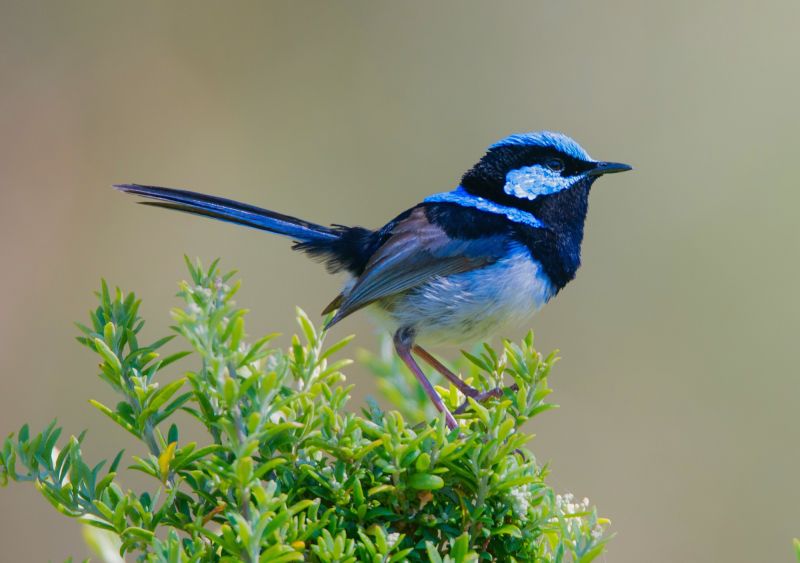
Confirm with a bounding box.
[167,424,179,445]
[415,452,431,471]
[451,533,470,562]
[425,542,443,563]
[578,543,607,563]
[94,472,116,496]
[88,401,137,437]
[93,338,122,373]
[141,378,186,420]
[493,524,522,537]
[19,424,29,444]
[408,473,444,491]
[108,450,125,473]
[368,484,396,496]
[320,334,354,360]
[158,350,191,370]
[261,510,289,539]
[122,526,154,540]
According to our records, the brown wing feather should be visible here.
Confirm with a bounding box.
[325,208,502,328]
[321,294,344,315]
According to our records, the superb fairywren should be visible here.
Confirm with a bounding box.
[116,131,631,429]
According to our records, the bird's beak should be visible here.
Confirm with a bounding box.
[588,161,633,176]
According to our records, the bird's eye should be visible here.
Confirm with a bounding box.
[545,158,565,172]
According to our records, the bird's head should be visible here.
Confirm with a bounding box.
[460,131,631,214]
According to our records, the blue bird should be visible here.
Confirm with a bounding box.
[115,131,630,429]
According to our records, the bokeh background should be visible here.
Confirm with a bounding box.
[1,1,798,561]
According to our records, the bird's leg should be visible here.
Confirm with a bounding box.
[412,345,480,398]
[414,345,519,414]
[394,330,458,430]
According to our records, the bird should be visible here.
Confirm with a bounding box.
[115,131,631,430]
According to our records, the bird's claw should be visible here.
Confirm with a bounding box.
[454,383,519,415]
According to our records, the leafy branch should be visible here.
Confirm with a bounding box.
[1,258,610,562]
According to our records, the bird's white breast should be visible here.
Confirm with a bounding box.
[364,245,556,346]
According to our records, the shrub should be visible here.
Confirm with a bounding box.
[1,258,610,562]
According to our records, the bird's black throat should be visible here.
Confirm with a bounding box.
[512,179,592,290]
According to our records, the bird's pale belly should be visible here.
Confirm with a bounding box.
[366,246,556,346]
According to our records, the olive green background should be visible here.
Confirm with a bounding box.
[1,1,798,561]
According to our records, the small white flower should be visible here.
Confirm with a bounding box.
[508,486,532,520]
[194,286,213,299]
[567,519,579,535]
[387,532,400,548]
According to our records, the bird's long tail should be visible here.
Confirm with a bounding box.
[114,184,340,244]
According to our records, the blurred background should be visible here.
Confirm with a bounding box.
[1,1,798,561]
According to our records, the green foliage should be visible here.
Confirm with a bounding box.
[1,258,610,562]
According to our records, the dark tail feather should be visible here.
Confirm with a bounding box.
[114,184,339,244]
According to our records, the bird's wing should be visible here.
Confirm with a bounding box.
[325,206,507,327]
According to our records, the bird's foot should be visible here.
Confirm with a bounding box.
[454,383,519,415]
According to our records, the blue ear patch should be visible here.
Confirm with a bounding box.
[504,164,574,200]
